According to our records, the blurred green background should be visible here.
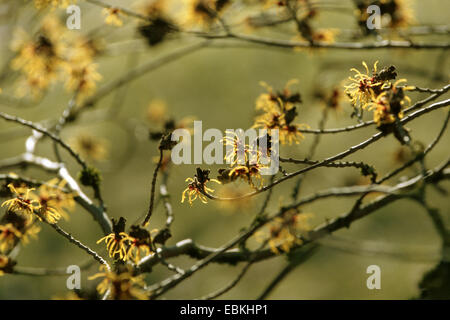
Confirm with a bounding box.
[0,0,449,299]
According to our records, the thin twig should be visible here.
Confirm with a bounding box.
[142,149,164,227]
[0,112,87,169]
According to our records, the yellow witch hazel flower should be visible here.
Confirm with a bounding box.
[0,222,40,253]
[293,28,339,47]
[0,210,41,253]
[1,180,75,225]
[181,168,220,205]
[126,225,155,264]
[147,99,168,124]
[97,217,131,261]
[228,163,264,189]
[33,0,73,9]
[0,255,16,276]
[10,15,68,98]
[89,265,148,300]
[69,132,108,162]
[1,184,40,217]
[10,14,102,101]
[366,79,413,127]
[253,80,308,145]
[386,0,415,29]
[311,29,339,43]
[263,209,312,254]
[180,0,230,28]
[344,61,398,109]
[64,63,102,103]
[32,178,76,221]
[344,61,383,108]
[0,224,22,253]
[97,218,154,263]
[103,8,124,27]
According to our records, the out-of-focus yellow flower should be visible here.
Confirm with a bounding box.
[11,17,67,95]
[11,14,102,100]
[311,28,338,43]
[264,210,311,254]
[180,0,230,28]
[255,80,300,111]
[33,0,73,9]
[103,8,124,27]
[392,146,412,164]
[32,179,76,220]
[69,132,108,162]
[0,224,22,253]
[69,36,104,64]
[0,255,15,276]
[254,102,307,145]
[387,0,414,29]
[147,99,168,123]
[64,63,102,103]
[314,87,344,114]
[253,80,307,145]
[0,211,41,253]
[89,265,148,300]
[325,87,343,112]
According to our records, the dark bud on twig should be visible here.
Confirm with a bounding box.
[217,168,236,184]
[138,17,173,47]
[376,65,397,82]
[78,166,102,188]
[296,19,314,44]
[360,164,378,183]
[129,224,150,240]
[378,121,411,145]
[149,131,163,141]
[195,167,211,184]
[284,106,298,125]
[153,228,171,245]
[112,217,127,234]
[164,119,176,131]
